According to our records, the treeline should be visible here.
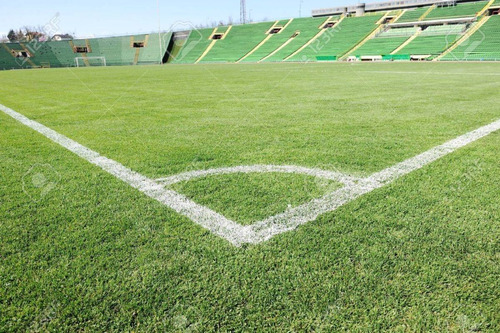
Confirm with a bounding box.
[6,27,73,42]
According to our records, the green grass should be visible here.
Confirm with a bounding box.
[170,173,340,225]
[0,62,499,332]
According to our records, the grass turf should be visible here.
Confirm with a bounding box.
[0,62,499,331]
[169,173,340,225]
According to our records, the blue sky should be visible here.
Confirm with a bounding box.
[0,0,350,38]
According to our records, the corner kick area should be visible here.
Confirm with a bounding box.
[1,62,499,331]
[1,103,499,246]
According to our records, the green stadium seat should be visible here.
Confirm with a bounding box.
[30,41,75,67]
[419,24,467,36]
[199,22,275,63]
[353,36,409,56]
[287,15,383,62]
[0,44,29,70]
[262,17,331,62]
[395,34,460,56]
[424,1,488,20]
[396,7,431,23]
[378,27,418,38]
[442,15,500,61]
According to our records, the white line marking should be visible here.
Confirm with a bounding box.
[249,118,500,242]
[1,103,499,246]
[0,104,251,246]
[156,165,360,186]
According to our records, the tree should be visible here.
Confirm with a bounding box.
[15,30,25,42]
[5,26,73,42]
[22,26,45,41]
[7,29,16,42]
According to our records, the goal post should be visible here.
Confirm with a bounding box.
[74,56,107,67]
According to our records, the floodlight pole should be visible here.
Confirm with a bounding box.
[240,0,247,24]
[158,0,162,64]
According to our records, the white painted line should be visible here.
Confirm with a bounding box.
[156,165,360,186]
[249,118,500,243]
[370,118,500,184]
[0,104,252,246]
[1,103,499,246]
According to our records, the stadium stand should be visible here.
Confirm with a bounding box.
[0,44,30,70]
[166,39,185,63]
[239,17,329,62]
[238,19,294,62]
[0,33,171,69]
[170,28,215,64]
[395,34,460,57]
[419,24,467,35]
[194,26,233,63]
[396,7,431,22]
[424,1,488,20]
[378,27,419,37]
[199,22,275,63]
[261,17,331,62]
[1,43,35,68]
[82,33,169,66]
[441,15,500,60]
[26,41,72,68]
[352,36,409,56]
[48,42,79,66]
[1,0,500,68]
[137,33,172,65]
[91,36,134,66]
[348,26,418,57]
[287,15,383,61]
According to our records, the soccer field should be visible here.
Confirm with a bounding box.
[1,62,499,331]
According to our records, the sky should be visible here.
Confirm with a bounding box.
[0,0,352,38]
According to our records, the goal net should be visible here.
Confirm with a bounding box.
[74,57,107,67]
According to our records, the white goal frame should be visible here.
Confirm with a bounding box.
[74,56,107,67]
